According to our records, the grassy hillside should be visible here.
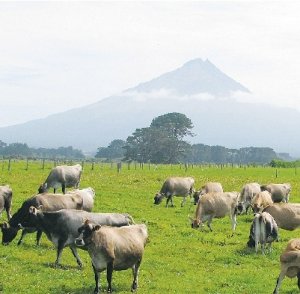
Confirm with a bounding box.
[0,161,299,293]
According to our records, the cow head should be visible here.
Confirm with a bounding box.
[38,183,47,194]
[75,220,101,247]
[0,222,19,245]
[236,202,245,215]
[154,193,164,205]
[188,216,201,229]
[193,191,201,205]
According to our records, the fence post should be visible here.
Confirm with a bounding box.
[8,159,11,171]
[25,158,29,170]
[117,162,122,173]
[91,162,94,170]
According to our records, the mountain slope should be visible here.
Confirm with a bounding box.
[0,58,299,156]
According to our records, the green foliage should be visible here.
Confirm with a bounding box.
[95,139,126,160]
[270,159,300,168]
[124,113,193,163]
[0,161,300,293]
[0,141,84,159]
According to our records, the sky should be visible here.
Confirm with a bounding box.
[1,1,300,127]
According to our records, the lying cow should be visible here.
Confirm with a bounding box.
[75,220,148,293]
[247,212,279,254]
[24,207,134,267]
[238,182,261,214]
[273,238,300,293]
[0,188,95,245]
[154,177,195,207]
[193,182,223,205]
[263,203,300,231]
[38,164,82,194]
[0,185,13,220]
[251,191,273,213]
[191,191,240,231]
[261,183,291,203]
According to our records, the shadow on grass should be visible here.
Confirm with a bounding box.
[43,262,83,271]
[48,283,130,293]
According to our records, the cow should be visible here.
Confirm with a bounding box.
[273,238,300,293]
[190,191,240,231]
[0,188,95,245]
[237,182,261,214]
[0,185,13,220]
[24,207,134,267]
[193,182,223,205]
[154,177,195,207]
[251,191,273,213]
[38,164,82,194]
[75,220,148,293]
[263,203,300,231]
[247,212,279,254]
[261,183,291,203]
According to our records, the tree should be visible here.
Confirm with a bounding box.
[124,113,194,163]
[95,139,126,160]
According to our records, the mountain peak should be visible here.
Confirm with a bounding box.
[128,58,250,96]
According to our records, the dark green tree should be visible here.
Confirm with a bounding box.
[95,139,126,160]
[124,113,194,163]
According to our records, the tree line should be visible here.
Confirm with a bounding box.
[0,112,292,164]
[96,112,281,165]
[0,141,84,159]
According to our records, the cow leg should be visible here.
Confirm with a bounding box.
[92,263,100,294]
[273,270,286,294]
[53,188,56,194]
[5,206,11,221]
[106,261,113,293]
[131,259,141,292]
[207,216,213,232]
[166,195,172,207]
[297,272,300,289]
[62,184,66,194]
[55,239,66,267]
[17,229,28,245]
[230,213,237,231]
[70,245,82,268]
[36,230,42,246]
[181,197,186,207]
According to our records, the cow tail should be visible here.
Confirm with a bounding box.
[126,214,135,225]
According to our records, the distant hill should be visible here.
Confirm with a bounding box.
[0,58,299,157]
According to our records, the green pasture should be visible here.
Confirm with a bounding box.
[0,160,300,293]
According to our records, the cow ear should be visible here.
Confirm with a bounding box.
[84,219,90,225]
[93,225,101,231]
[0,222,9,229]
[37,205,43,211]
[29,206,37,215]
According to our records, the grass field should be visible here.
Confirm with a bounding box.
[0,160,300,293]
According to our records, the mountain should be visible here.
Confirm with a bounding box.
[0,58,299,157]
[128,58,250,96]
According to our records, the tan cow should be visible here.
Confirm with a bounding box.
[251,191,273,213]
[75,220,148,293]
[193,182,223,205]
[191,191,240,231]
[273,238,300,293]
[0,185,12,220]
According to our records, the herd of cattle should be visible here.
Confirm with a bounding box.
[0,164,148,293]
[0,165,300,293]
[153,176,300,293]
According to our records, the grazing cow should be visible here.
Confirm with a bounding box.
[154,177,195,207]
[263,203,300,231]
[193,182,223,205]
[0,188,95,245]
[0,185,13,220]
[237,182,261,214]
[38,164,82,194]
[251,191,273,213]
[191,191,240,231]
[261,183,291,203]
[75,220,148,293]
[247,212,279,254]
[273,238,300,293]
[24,207,134,267]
